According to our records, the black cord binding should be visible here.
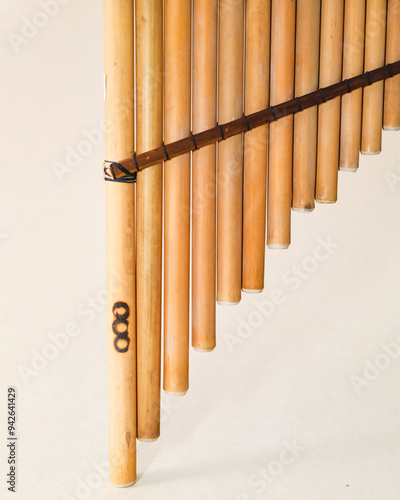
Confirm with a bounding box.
[162,143,170,161]
[191,134,198,150]
[388,63,393,77]
[295,97,302,111]
[345,79,351,93]
[218,124,225,140]
[320,88,326,103]
[271,106,277,121]
[366,71,372,85]
[243,115,250,131]
[104,161,137,183]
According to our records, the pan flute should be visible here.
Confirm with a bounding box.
[103,0,400,486]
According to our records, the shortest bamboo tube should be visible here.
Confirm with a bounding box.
[292,0,320,211]
[384,0,400,131]
[339,0,366,172]
[315,0,344,203]
[361,0,387,154]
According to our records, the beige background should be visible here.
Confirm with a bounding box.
[1,1,400,499]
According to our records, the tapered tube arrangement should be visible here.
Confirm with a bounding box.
[163,0,191,395]
[104,0,136,487]
[136,0,163,441]
[217,0,245,304]
[101,1,400,485]
[267,0,296,248]
[292,0,320,211]
[384,0,400,130]
[242,0,271,293]
[361,0,387,154]
[315,0,344,203]
[340,0,366,172]
[192,0,218,351]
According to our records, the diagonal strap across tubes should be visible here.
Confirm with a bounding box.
[104,61,400,182]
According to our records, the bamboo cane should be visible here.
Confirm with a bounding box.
[192,0,218,351]
[267,0,296,248]
[340,0,366,172]
[384,0,400,130]
[361,0,387,154]
[242,0,271,292]
[164,0,191,394]
[292,0,320,211]
[217,0,245,304]
[136,0,163,441]
[104,0,136,487]
[315,0,344,203]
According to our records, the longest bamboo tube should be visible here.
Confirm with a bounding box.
[242,0,270,293]
[104,0,136,487]
[267,0,296,248]
[315,0,344,203]
[361,0,387,154]
[192,0,218,351]
[218,0,245,304]
[340,0,366,172]
[384,0,400,130]
[292,0,320,212]
[164,0,191,394]
[136,0,163,441]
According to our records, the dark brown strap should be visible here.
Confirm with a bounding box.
[104,61,400,181]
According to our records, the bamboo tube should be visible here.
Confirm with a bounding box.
[292,0,320,211]
[340,0,366,172]
[163,0,191,394]
[136,0,163,441]
[242,0,270,291]
[315,0,344,203]
[384,0,400,130]
[361,0,387,153]
[267,0,296,248]
[104,0,136,487]
[217,0,245,304]
[192,0,218,351]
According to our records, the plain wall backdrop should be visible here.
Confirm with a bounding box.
[1,1,400,499]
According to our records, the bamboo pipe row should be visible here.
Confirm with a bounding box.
[384,0,400,130]
[267,0,296,248]
[104,0,136,487]
[242,0,271,293]
[192,0,218,351]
